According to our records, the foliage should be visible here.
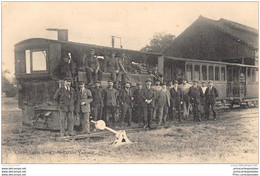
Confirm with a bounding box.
[140,33,176,53]
[2,69,17,97]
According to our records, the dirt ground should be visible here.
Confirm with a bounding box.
[1,96,258,163]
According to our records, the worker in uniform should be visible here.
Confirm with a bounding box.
[117,52,130,87]
[188,80,203,122]
[157,82,171,126]
[53,77,76,136]
[170,80,183,121]
[76,81,93,134]
[105,51,119,87]
[103,80,119,126]
[90,81,104,125]
[140,78,156,129]
[84,49,103,85]
[179,78,191,119]
[118,81,134,126]
[205,80,219,121]
[133,82,143,124]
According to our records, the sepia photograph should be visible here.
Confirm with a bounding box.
[1,2,258,165]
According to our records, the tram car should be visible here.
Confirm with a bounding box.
[15,30,258,130]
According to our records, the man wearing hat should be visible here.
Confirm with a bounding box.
[170,80,183,121]
[188,80,203,121]
[157,82,171,125]
[205,80,219,120]
[103,80,119,126]
[90,81,104,128]
[140,78,156,129]
[179,78,191,119]
[118,81,134,126]
[84,49,103,85]
[133,82,143,124]
[76,81,93,134]
[53,77,76,136]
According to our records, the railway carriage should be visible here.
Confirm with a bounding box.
[14,35,258,130]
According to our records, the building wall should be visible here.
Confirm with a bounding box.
[164,20,256,65]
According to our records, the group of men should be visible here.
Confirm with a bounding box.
[54,74,219,136]
[53,48,219,136]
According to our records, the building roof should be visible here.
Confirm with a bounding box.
[200,16,258,49]
[163,16,258,54]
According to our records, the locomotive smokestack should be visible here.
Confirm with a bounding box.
[47,28,68,41]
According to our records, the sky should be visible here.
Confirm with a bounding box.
[2,2,258,76]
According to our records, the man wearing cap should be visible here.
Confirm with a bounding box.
[90,81,104,126]
[105,51,119,85]
[76,81,93,134]
[188,80,203,121]
[133,82,143,124]
[103,80,119,126]
[84,49,103,85]
[140,78,156,129]
[179,78,191,118]
[118,81,134,126]
[205,81,219,120]
[170,80,183,121]
[157,82,171,125]
[53,78,76,136]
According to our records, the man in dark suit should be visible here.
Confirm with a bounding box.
[103,80,119,126]
[76,81,93,134]
[188,80,203,122]
[170,80,183,121]
[157,82,171,125]
[205,80,219,121]
[133,82,143,124]
[118,81,134,126]
[90,81,104,124]
[53,78,76,136]
[140,78,156,129]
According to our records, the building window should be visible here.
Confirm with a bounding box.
[202,65,207,80]
[221,67,226,81]
[247,68,251,82]
[215,67,220,81]
[194,65,200,80]
[186,64,193,81]
[209,66,214,80]
[25,50,31,73]
[252,69,256,82]
[31,51,47,71]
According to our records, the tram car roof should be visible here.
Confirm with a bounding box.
[15,37,258,69]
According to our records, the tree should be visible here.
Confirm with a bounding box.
[2,69,17,97]
[141,33,176,53]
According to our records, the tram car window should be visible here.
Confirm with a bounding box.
[215,66,220,81]
[209,66,214,80]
